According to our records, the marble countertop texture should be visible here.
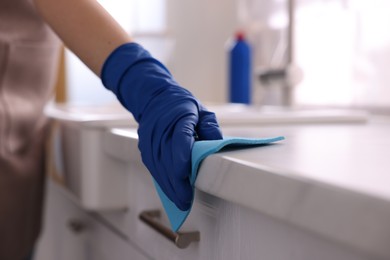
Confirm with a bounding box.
[105,116,390,259]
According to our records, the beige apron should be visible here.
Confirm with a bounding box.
[0,0,60,258]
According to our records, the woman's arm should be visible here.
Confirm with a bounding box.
[34,0,223,212]
[33,0,132,75]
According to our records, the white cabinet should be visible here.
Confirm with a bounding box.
[99,166,375,260]
[37,177,376,260]
[35,181,89,260]
[97,129,381,260]
[35,181,149,260]
[40,104,387,260]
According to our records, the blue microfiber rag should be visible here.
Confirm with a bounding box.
[153,136,285,232]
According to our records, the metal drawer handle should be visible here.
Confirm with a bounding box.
[67,218,87,234]
[139,209,200,249]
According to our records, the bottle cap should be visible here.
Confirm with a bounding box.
[236,31,245,41]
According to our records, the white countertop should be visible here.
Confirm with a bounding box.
[106,117,390,259]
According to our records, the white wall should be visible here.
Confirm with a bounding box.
[294,0,390,108]
[64,0,390,109]
[166,0,239,104]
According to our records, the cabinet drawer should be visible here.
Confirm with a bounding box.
[100,161,377,260]
[87,213,149,260]
[105,162,220,259]
[36,181,149,260]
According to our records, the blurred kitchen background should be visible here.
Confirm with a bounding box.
[64,0,390,112]
[34,1,390,259]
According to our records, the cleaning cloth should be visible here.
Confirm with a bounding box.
[153,136,285,232]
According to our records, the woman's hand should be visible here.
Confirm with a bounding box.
[102,43,223,210]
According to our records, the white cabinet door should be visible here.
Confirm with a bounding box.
[35,181,149,260]
[35,181,89,260]
[86,214,149,260]
[109,163,218,260]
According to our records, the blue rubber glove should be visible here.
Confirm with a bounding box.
[101,43,223,211]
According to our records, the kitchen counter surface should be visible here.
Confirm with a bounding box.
[106,116,390,259]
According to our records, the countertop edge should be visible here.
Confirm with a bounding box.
[106,128,390,259]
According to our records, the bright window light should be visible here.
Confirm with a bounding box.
[295,0,390,107]
[65,0,167,105]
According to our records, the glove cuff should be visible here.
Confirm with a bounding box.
[101,42,156,95]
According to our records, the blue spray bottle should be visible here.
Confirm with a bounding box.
[228,31,252,104]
